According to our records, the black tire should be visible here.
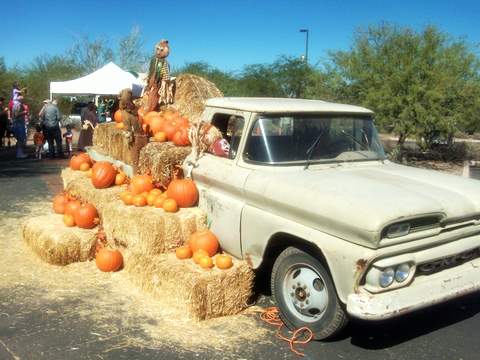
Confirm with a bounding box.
[271,246,348,340]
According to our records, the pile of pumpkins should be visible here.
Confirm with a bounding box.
[176,229,234,270]
[52,192,99,229]
[136,108,191,146]
[70,153,128,188]
[119,174,199,213]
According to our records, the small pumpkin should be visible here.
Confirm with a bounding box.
[115,122,124,129]
[132,194,147,207]
[64,199,82,217]
[96,248,123,272]
[146,193,158,206]
[154,131,167,142]
[63,214,76,227]
[91,162,117,189]
[189,230,219,257]
[114,110,123,123]
[74,203,99,229]
[153,195,167,208]
[215,254,233,270]
[144,111,158,126]
[52,193,69,214]
[162,198,178,212]
[199,256,214,269]
[193,249,209,264]
[176,246,193,260]
[70,153,92,170]
[130,174,154,195]
[120,191,133,205]
[115,172,127,186]
[163,120,178,141]
[167,178,199,208]
[172,127,190,146]
[150,115,165,134]
[150,188,163,196]
[79,162,91,171]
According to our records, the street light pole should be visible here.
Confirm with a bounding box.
[299,29,309,64]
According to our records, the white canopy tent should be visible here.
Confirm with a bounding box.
[50,62,144,99]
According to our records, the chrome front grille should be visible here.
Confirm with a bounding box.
[417,248,480,275]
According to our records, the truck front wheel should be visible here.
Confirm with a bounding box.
[271,247,348,340]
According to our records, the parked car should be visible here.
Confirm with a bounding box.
[187,97,480,339]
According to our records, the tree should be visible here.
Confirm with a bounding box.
[68,34,114,73]
[329,24,480,147]
[237,64,283,97]
[271,56,315,98]
[118,26,148,72]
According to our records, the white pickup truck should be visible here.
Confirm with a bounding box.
[187,97,480,339]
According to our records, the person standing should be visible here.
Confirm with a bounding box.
[78,102,98,151]
[12,96,28,158]
[41,99,64,158]
[97,98,107,123]
[0,97,9,147]
[63,125,73,156]
[33,124,45,160]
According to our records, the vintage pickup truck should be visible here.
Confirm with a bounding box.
[186,97,480,339]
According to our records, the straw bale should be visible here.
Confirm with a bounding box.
[61,168,126,215]
[138,142,191,186]
[125,252,254,320]
[102,200,207,255]
[22,214,96,265]
[172,74,223,123]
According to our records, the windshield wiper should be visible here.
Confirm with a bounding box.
[340,130,371,154]
[304,129,324,170]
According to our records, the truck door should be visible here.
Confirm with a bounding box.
[190,112,250,258]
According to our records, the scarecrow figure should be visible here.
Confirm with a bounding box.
[143,39,176,112]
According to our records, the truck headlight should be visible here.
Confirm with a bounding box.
[386,222,411,238]
[395,263,411,282]
[379,267,395,288]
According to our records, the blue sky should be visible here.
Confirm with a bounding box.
[1,0,479,73]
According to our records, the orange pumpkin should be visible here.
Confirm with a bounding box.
[120,191,134,205]
[189,230,219,257]
[115,172,127,186]
[176,246,193,260]
[162,198,178,212]
[79,162,90,171]
[52,193,69,214]
[193,249,209,264]
[215,254,233,270]
[130,174,154,195]
[199,256,214,269]
[115,122,124,129]
[167,178,199,208]
[132,194,147,207]
[163,120,178,141]
[177,116,190,128]
[154,132,167,142]
[146,193,158,206]
[144,111,158,126]
[150,188,163,196]
[153,195,167,208]
[96,248,123,272]
[63,214,76,227]
[150,115,165,134]
[91,162,117,189]
[172,127,190,146]
[64,199,82,217]
[74,203,98,229]
[70,153,92,170]
[114,110,123,123]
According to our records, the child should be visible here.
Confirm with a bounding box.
[63,125,73,156]
[33,124,45,160]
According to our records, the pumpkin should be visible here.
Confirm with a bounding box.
[193,249,209,264]
[150,188,163,196]
[162,110,176,122]
[79,162,90,171]
[115,172,127,186]
[96,248,123,272]
[146,193,158,206]
[130,174,154,195]
[144,111,158,126]
[74,203,98,229]
[115,122,124,129]
[52,193,69,214]
[162,198,178,212]
[91,162,117,189]
[70,153,91,170]
[172,127,190,146]
[114,110,122,123]
[63,214,76,227]
[177,116,190,128]
[199,256,214,269]
[175,246,193,260]
[64,199,82,217]
[120,191,133,205]
[154,132,167,142]
[163,119,178,141]
[215,254,233,270]
[189,230,219,257]
[153,195,167,208]
[150,115,165,134]
[132,194,147,207]
[167,178,198,208]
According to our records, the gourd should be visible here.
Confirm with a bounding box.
[52,193,69,214]
[91,162,117,189]
[96,248,123,272]
[166,178,198,208]
[189,230,219,257]
[74,203,98,229]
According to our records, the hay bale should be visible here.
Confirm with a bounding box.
[23,215,96,265]
[61,168,126,215]
[138,142,191,186]
[173,74,223,122]
[125,252,254,320]
[102,200,207,255]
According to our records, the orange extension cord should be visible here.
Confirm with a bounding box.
[260,307,313,357]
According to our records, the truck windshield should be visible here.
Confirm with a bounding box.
[244,114,386,164]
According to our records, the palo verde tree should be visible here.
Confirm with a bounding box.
[330,23,480,148]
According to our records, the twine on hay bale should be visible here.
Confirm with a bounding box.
[61,168,126,215]
[171,74,223,123]
[125,252,254,320]
[138,142,191,187]
[102,200,207,255]
[23,214,96,265]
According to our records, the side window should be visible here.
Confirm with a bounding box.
[210,113,245,159]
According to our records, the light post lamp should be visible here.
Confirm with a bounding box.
[299,29,309,64]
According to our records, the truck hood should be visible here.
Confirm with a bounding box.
[244,162,480,248]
